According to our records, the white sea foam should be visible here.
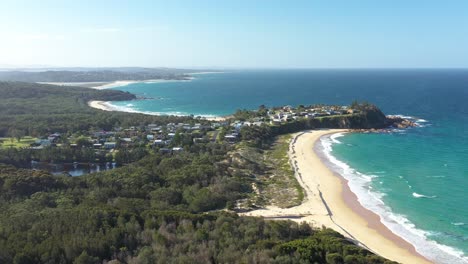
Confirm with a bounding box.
[92,78,194,89]
[105,102,222,120]
[389,114,414,119]
[388,114,431,128]
[452,222,465,226]
[330,132,344,144]
[412,192,437,199]
[318,134,468,264]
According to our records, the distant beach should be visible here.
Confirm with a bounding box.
[39,77,195,90]
[87,100,118,111]
[87,100,227,121]
[243,129,431,264]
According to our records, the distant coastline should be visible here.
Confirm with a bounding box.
[39,77,196,90]
[38,71,226,90]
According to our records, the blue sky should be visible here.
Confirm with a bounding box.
[1,0,468,68]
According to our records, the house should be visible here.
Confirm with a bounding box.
[36,139,52,147]
[146,135,154,141]
[48,133,61,142]
[93,131,114,138]
[253,121,264,126]
[153,139,166,146]
[172,147,183,152]
[104,142,117,149]
[147,124,158,130]
[224,134,238,143]
[270,118,282,125]
[93,143,102,149]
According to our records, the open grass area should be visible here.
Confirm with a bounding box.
[229,134,304,209]
[261,134,304,207]
[0,136,37,149]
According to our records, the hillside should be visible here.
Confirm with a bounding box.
[0,82,191,136]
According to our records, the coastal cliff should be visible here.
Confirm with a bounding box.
[268,106,409,135]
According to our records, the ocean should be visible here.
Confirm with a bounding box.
[108,70,468,263]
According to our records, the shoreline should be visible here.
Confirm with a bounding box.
[39,77,195,90]
[242,129,431,264]
[87,100,227,121]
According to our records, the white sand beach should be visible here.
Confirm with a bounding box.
[243,129,431,264]
[87,100,118,111]
[39,78,195,90]
[87,100,227,121]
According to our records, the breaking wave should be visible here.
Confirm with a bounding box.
[317,133,468,264]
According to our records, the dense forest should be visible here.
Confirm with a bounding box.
[0,151,395,264]
[0,81,397,263]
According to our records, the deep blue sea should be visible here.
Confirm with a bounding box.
[108,70,468,263]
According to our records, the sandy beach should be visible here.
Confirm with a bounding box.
[87,100,227,121]
[87,100,117,111]
[243,129,431,264]
[91,79,194,89]
[39,78,195,90]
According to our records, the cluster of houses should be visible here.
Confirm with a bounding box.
[29,121,239,153]
[28,104,355,152]
[268,105,354,124]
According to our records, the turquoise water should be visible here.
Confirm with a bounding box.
[108,70,468,263]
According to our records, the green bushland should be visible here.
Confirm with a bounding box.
[0,82,396,263]
[0,82,194,137]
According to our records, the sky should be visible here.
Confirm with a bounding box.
[1,0,468,68]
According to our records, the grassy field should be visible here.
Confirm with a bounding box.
[260,134,304,207]
[0,136,37,149]
[230,134,304,209]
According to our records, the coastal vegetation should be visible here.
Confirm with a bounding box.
[0,68,191,82]
[0,82,192,137]
[0,81,397,263]
[230,134,303,208]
